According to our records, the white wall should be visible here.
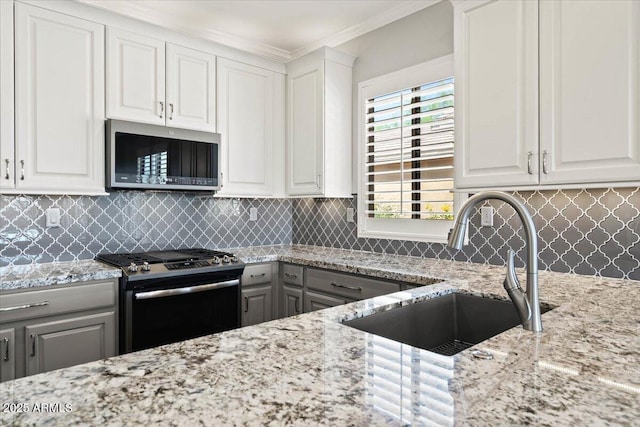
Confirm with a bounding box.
[335,0,454,192]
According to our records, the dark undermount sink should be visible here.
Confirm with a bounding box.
[342,293,552,356]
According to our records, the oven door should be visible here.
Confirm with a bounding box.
[123,278,240,353]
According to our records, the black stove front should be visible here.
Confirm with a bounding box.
[96,248,245,354]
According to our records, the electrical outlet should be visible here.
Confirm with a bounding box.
[249,207,258,221]
[46,208,61,228]
[346,207,355,223]
[480,206,494,227]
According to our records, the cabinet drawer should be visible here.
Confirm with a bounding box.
[241,263,272,286]
[306,268,400,300]
[0,280,117,323]
[282,263,303,286]
[304,290,351,312]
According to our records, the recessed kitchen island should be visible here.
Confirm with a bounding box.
[1,245,638,425]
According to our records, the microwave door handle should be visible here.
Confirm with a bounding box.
[134,279,239,300]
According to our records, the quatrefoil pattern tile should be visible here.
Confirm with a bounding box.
[0,192,292,266]
[292,188,640,281]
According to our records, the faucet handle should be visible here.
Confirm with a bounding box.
[503,250,532,325]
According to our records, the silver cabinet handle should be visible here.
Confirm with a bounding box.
[331,282,362,292]
[542,150,549,174]
[250,273,266,278]
[284,273,298,279]
[134,279,239,300]
[0,300,49,312]
[295,296,300,314]
[527,151,533,175]
[20,160,24,180]
[30,334,36,357]
[4,158,9,180]
[3,337,8,361]
[159,101,164,119]
[244,297,249,313]
[220,172,224,188]
[169,103,174,120]
[315,174,322,189]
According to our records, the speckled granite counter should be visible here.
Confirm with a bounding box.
[1,245,639,425]
[0,260,121,291]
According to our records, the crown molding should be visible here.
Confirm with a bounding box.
[289,0,441,61]
[74,0,442,63]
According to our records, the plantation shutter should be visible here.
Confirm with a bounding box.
[365,77,454,220]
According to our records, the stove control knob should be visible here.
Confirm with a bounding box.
[230,255,239,263]
[142,262,151,272]
[212,256,221,264]
[222,255,231,263]
[128,262,138,273]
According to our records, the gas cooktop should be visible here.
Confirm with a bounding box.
[96,248,243,279]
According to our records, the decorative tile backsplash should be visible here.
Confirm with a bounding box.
[292,188,640,281]
[0,192,292,266]
[3,188,640,281]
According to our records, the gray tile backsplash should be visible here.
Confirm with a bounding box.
[292,188,640,281]
[0,192,292,266]
[3,188,639,281]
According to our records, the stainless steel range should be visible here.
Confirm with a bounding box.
[96,248,245,354]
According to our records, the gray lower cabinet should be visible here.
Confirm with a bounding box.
[0,278,118,381]
[0,328,15,382]
[304,290,351,312]
[241,285,273,327]
[282,285,303,317]
[25,311,115,376]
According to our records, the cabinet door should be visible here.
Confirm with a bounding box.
[304,290,349,313]
[25,312,116,376]
[166,43,216,132]
[106,27,165,125]
[454,0,538,188]
[281,285,303,318]
[287,63,324,196]
[0,328,15,382]
[539,0,640,184]
[241,285,273,327]
[0,0,14,191]
[217,58,278,196]
[14,3,105,194]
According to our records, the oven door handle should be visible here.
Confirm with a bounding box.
[133,279,240,300]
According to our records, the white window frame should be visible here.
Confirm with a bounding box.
[357,54,464,244]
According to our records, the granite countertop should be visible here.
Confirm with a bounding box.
[0,260,122,291]
[1,245,639,425]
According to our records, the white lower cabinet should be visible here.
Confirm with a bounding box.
[0,279,118,382]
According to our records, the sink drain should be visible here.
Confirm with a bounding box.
[429,339,474,356]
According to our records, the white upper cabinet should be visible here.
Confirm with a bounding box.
[216,58,285,197]
[0,0,14,192]
[107,29,216,131]
[107,28,165,125]
[14,3,105,194]
[539,0,640,185]
[286,47,355,197]
[166,43,216,131]
[454,0,538,188]
[454,0,640,189]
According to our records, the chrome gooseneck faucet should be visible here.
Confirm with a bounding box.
[447,191,542,332]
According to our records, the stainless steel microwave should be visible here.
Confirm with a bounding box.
[106,120,221,192]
